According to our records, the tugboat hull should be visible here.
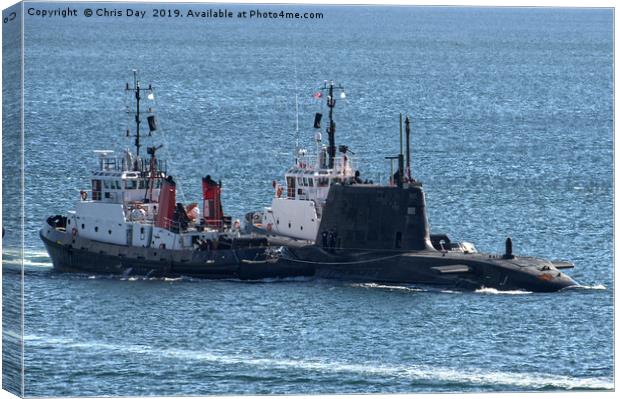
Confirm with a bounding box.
[40,228,312,280]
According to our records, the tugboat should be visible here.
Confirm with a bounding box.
[247,81,578,292]
[40,71,307,280]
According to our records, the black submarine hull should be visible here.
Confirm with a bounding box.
[277,245,577,292]
[257,183,578,293]
[40,228,313,280]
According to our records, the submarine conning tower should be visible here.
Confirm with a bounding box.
[316,182,435,252]
[315,110,435,252]
[262,86,436,252]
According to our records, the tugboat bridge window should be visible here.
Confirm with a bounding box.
[91,179,102,200]
[126,180,137,189]
[286,177,296,198]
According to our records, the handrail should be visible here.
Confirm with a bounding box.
[97,156,167,173]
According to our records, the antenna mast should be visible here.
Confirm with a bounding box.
[295,92,300,146]
[294,63,300,156]
[323,81,345,169]
[294,90,300,164]
[405,114,411,180]
[126,70,155,158]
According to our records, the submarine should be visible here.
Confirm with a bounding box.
[247,80,578,292]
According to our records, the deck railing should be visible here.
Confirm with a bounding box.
[98,157,167,174]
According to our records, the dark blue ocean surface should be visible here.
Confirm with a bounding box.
[2,3,613,395]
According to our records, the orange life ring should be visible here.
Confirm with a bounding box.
[80,191,87,201]
[71,228,78,237]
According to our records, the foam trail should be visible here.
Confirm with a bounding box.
[247,275,315,283]
[578,284,606,290]
[23,335,613,390]
[350,283,426,293]
[24,249,53,258]
[558,284,607,292]
[4,330,23,341]
[2,258,53,268]
[475,287,532,295]
[3,249,50,258]
[3,248,54,269]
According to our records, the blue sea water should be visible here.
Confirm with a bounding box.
[2,3,614,396]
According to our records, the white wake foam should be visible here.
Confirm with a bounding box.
[475,287,532,295]
[349,282,426,293]
[3,248,51,258]
[22,334,613,390]
[577,284,607,290]
[3,249,53,269]
[2,258,53,268]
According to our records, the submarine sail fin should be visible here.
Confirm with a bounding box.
[431,264,472,274]
[550,261,575,269]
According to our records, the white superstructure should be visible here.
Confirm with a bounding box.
[57,71,237,252]
[65,149,225,251]
[257,81,360,241]
[260,146,357,241]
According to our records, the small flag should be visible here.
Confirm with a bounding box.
[312,92,322,99]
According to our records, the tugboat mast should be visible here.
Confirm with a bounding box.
[126,69,154,158]
[327,82,336,169]
[316,81,345,169]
